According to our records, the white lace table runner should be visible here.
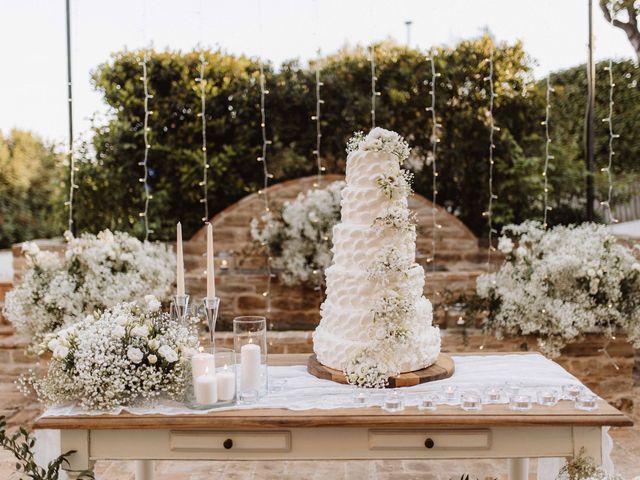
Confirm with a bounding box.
[42,353,592,416]
[35,354,614,480]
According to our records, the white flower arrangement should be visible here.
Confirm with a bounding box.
[375,168,414,200]
[21,297,198,410]
[371,290,414,342]
[477,221,640,357]
[373,205,416,233]
[346,128,411,162]
[250,181,344,286]
[344,344,400,389]
[3,230,175,349]
[366,246,412,283]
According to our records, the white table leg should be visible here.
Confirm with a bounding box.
[135,459,155,480]
[508,458,529,480]
[61,430,94,478]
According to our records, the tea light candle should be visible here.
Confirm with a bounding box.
[461,392,482,411]
[537,389,559,406]
[485,387,502,403]
[442,385,457,404]
[194,373,218,404]
[216,365,235,401]
[575,394,598,411]
[240,342,261,393]
[191,352,215,382]
[563,384,583,400]
[382,391,404,413]
[353,391,367,405]
[418,395,438,411]
[510,394,532,411]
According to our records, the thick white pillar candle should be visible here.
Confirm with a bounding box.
[217,366,235,401]
[194,374,218,404]
[176,222,185,296]
[191,352,215,382]
[240,343,261,392]
[206,223,216,298]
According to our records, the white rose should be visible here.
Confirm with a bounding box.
[53,346,69,360]
[498,237,514,254]
[158,345,178,363]
[127,347,144,364]
[22,242,40,257]
[47,339,60,351]
[131,325,149,337]
[148,354,158,365]
[144,295,161,312]
[113,326,126,338]
[515,246,527,258]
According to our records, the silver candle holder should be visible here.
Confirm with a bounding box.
[203,297,221,343]
[172,294,190,325]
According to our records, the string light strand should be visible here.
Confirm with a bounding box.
[483,47,498,267]
[258,60,273,314]
[541,75,554,228]
[312,50,325,188]
[426,54,442,268]
[601,9,619,224]
[370,45,380,128]
[139,51,153,241]
[197,52,209,223]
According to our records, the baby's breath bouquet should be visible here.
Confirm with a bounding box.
[477,221,640,357]
[22,297,198,410]
[3,230,175,349]
[251,181,344,286]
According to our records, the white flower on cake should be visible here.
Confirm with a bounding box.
[21,298,197,410]
[313,128,441,388]
[477,221,640,357]
[3,230,175,350]
[373,205,416,233]
[345,128,411,162]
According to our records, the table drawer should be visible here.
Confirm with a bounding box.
[170,430,291,453]
[369,429,491,451]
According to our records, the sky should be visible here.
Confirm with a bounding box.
[0,0,636,145]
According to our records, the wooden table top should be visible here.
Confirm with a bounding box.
[34,353,633,430]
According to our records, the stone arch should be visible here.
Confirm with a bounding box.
[186,175,485,330]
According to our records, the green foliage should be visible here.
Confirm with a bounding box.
[0,415,93,479]
[0,130,65,248]
[75,38,638,240]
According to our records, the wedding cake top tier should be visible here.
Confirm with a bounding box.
[313,128,441,388]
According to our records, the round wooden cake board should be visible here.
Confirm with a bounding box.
[307,353,455,388]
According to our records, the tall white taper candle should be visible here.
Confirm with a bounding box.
[176,222,185,296]
[206,223,215,298]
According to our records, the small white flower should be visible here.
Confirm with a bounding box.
[148,354,158,365]
[587,268,596,277]
[47,339,60,351]
[113,326,126,338]
[130,325,149,337]
[148,339,159,350]
[53,346,69,360]
[127,346,144,364]
[498,237,514,254]
[632,262,640,271]
[515,246,527,258]
[158,345,178,363]
[22,242,40,257]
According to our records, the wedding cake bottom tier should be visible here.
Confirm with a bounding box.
[312,324,441,373]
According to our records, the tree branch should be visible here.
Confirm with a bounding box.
[599,0,640,61]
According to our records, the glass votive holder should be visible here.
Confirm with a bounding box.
[233,316,268,400]
[505,381,524,399]
[509,394,532,411]
[562,384,583,401]
[418,393,439,411]
[441,385,458,404]
[484,386,504,404]
[382,390,405,413]
[353,389,368,406]
[575,393,598,411]
[460,392,482,412]
[188,347,236,409]
[537,388,560,407]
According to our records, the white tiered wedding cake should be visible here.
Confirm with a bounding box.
[313,128,441,387]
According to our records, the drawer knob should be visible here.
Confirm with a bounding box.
[424,438,435,449]
[223,438,233,450]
